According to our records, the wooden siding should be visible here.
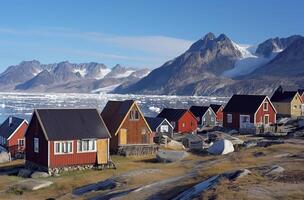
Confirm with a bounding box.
[223,112,254,130]
[25,114,49,168]
[255,98,276,124]
[216,107,224,123]
[176,111,198,133]
[49,140,98,168]
[155,120,174,138]
[7,122,27,157]
[97,139,108,164]
[110,104,153,152]
[273,94,302,117]
[201,109,216,127]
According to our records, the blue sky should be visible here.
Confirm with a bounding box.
[0,0,303,72]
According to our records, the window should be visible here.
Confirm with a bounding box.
[211,117,214,122]
[227,114,232,123]
[160,125,169,133]
[34,138,39,153]
[0,136,6,146]
[18,139,25,148]
[129,110,139,120]
[293,105,297,109]
[263,102,268,111]
[77,139,96,152]
[203,117,206,122]
[264,115,269,125]
[208,110,212,115]
[54,141,73,154]
[182,122,186,127]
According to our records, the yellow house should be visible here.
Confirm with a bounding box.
[271,91,303,117]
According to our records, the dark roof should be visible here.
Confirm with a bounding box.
[210,104,223,113]
[223,95,267,113]
[0,117,27,139]
[189,106,210,118]
[157,108,188,122]
[298,89,304,96]
[271,91,298,102]
[35,109,110,141]
[101,100,135,135]
[145,117,166,131]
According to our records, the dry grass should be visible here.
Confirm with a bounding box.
[0,142,303,200]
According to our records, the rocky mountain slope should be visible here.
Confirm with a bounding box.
[0,60,149,93]
[115,33,304,96]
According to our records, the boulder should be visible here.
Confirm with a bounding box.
[18,169,32,178]
[31,171,50,179]
[166,140,185,150]
[228,129,239,135]
[156,150,189,163]
[0,151,11,164]
[266,165,285,175]
[243,140,258,148]
[208,139,234,155]
[14,179,53,191]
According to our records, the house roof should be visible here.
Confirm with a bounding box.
[271,91,298,103]
[101,100,152,135]
[34,109,110,141]
[189,106,210,117]
[145,117,172,132]
[157,108,189,122]
[210,104,223,113]
[0,117,27,139]
[223,95,268,113]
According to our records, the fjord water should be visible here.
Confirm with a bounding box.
[0,93,229,124]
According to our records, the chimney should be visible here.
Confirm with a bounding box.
[9,117,13,127]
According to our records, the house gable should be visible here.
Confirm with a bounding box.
[114,102,152,136]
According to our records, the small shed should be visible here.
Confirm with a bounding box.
[145,117,174,139]
[189,106,216,127]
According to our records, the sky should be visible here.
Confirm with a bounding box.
[0,0,303,72]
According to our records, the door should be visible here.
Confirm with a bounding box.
[119,129,127,145]
[97,139,108,164]
[264,115,269,125]
[240,115,250,128]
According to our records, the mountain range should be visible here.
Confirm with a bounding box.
[114,33,304,96]
[0,60,150,93]
[0,32,303,96]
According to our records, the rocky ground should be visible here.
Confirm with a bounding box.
[0,130,304,199]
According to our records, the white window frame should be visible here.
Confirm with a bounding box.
[18,138,25,148]
[211,117,215,122]
[129,110,140,120]
[34,138,39,153]
[54,141,74,155]
[263,101,268,111]
[160,125,169,133]
[227,114,232,123]
[182,122,186,127]
[77,139,97,153]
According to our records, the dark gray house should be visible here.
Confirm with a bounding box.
[145,117,174,138]
[189,106,216,127]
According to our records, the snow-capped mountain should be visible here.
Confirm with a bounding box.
[0,60,150,93]
[115,33,304,96]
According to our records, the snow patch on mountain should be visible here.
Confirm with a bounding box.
[113,70,135,78]
[223,42,272,78]
[94,68,111,79]
[73,68,87,77]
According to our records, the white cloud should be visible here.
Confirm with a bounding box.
[0,27,192,54]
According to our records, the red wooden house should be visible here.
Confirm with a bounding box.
[157,108,198,133]
[25,109,111,173]
[0,117,28,157]
[101,100,153,154]
[210,104,224,125]
[223,95,277,131]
